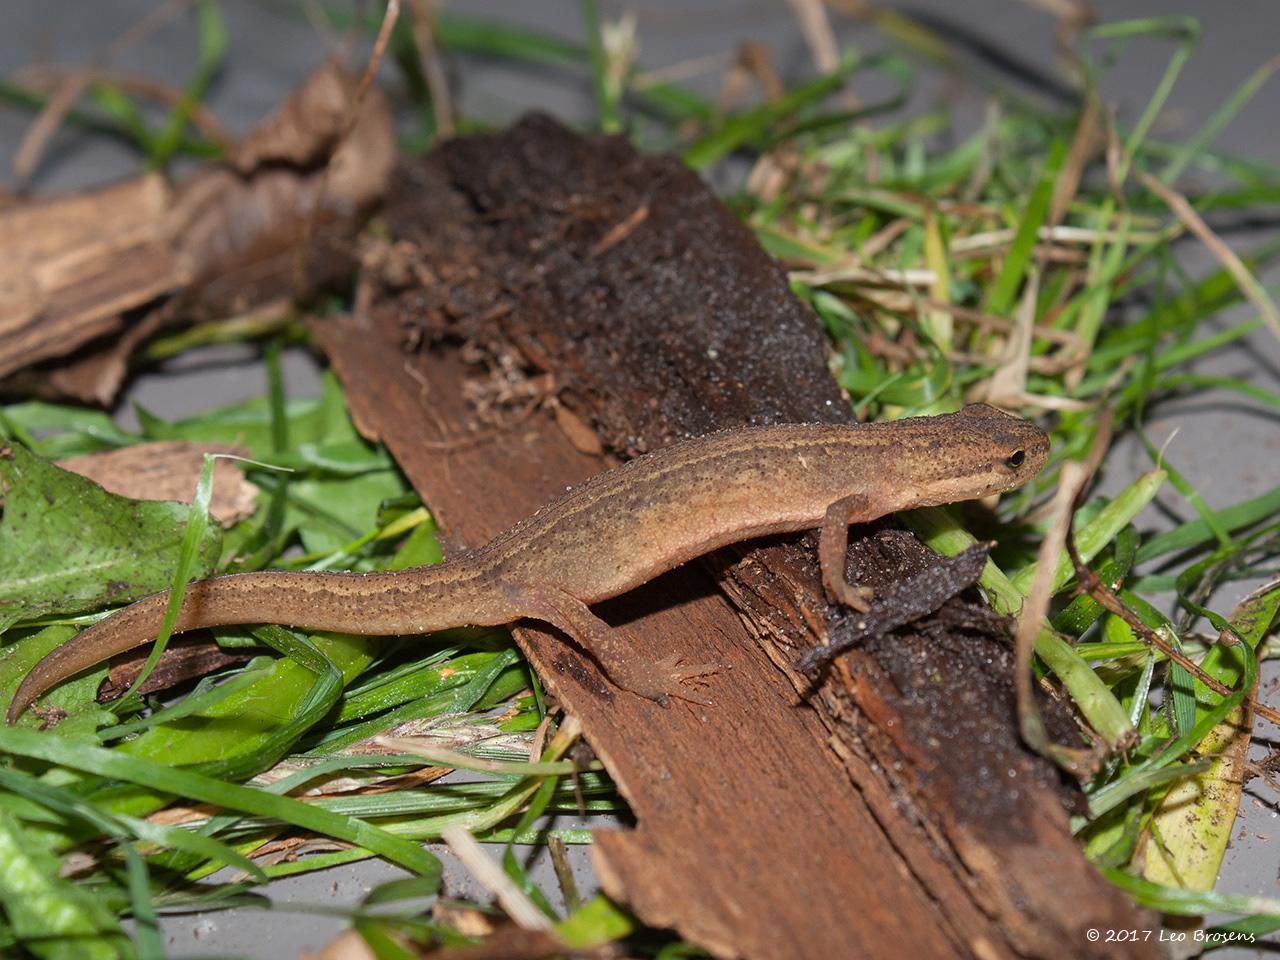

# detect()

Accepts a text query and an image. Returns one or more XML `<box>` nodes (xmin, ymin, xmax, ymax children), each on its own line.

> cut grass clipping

<box><xmin>1</xmin><ymin>3</ymin><xmax>1279</xmax><ymax>956</ymax></box>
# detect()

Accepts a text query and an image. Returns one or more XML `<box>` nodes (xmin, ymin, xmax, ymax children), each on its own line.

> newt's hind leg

<box><xmin>819</xmin><ymin>494</ymin><xmax>876</xmax><ymax>613</ymax></box>
<box><xmin>510</xmin><ymin>585</ymin><xmax>715</xmax><ymax>706</ymax></box>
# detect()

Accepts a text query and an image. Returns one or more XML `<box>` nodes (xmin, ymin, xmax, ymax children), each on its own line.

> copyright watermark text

<box><xmin>1086</xmin><ymin>928</ymin><xmax>1257</xmax><ymax>945</ymax></box>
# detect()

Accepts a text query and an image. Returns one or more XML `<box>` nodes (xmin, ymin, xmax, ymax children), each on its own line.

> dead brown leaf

<box><xmin>57</xmin><ymin>440</ymin><xmax>257</xmax><ymax>526</ymax></box>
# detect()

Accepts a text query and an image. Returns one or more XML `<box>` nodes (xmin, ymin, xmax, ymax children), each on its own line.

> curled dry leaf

<box><xmin>231</xmin><ymin>59</ymin><xmax>363</xmax><ymax>172</ymax></box>
<box><xmin>57</xmin><ymin>440</ymin><xmax>258</xmax><ymax>526</ymax></box>
<box><xmin>166</xmin><ymin>61</ymin><xmax>396</xmax><ymax>320</ymax></box>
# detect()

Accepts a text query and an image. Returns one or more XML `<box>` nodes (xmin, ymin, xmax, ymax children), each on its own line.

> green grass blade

<box><xmin>96</xmin><ymin>660</ymin><xmax>275</xmax><ymax>742</ymax></box>
<box><xmin>1104</xmin><ymin>866</ymin><xmax>1280</xmax><ymax>920</ymax></box>
<box><xmin>984</xmin><ymin>139</ymin><xmax>1064</xmax><ymax>317</ymax></box>
<box><xmin>1085</xmin><ymin>17</ymin><xmax>1200</xmax><ymax>185</ymax></box>
<box><xmin>1160</xmin><ymin>56</ymin><xmax>1280</xmax><ymax>184</ymax></box>
<box><xmin>149</xmin><ymin>0</ymin><xmax>228</xmax><ymax>166</ymax></box>
<box><xmin>114</xmin><ymin>453</ymin><xmax>218</xmax><ymax>709</ymax></box>
<box><xmin>1008</xmin><ymin>470</ymin><xmax>1168</xmax><ymax>596</ymax></box>
<box><xmin>0</xmin><ymin>727</ymin><xmax>441</xmax><ymax>878</ymax></box>
<box><xmin>580</xmin><ymin>0</ymin><xmax>620</xmax><ymax>133</ymax></box>
<box><xmin>121</xmin><ymin>845</ymin><xmax>163</xmax><ymax>960</ymax></box>
<box><xmin>1136</xmin><ymin>485</ymin><xmax>1280</xmax><ymax>565</ymax></box>
<box><xmin>682</xmin><ymin>58</ymin><xmax>857</xmax><ymax>170</ymax></box>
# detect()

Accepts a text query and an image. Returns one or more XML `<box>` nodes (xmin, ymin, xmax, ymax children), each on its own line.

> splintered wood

<box><xmin>318</xmin><ymin>116</ymin><xmax>1154</xmax><ymax>960</ymax></box>
<box><xmin>0</xmin><ymin>61</ymin><xmax>395</xmax><ymax>404</ymax></box>
<box><xmin>0</xmin><ymin>175</ymin><xmax>178</xmax><ymax>382</ymax></box>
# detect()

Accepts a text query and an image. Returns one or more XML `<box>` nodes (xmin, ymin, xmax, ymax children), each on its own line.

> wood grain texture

<box><xmin>314</xmin><ymin>115</ymin><xmax>1156</xmax><ymax>959</ymax></box>
<box><xmin>0</xmin><ymin>63</ymin><xmax>395</xmax><ymax>401</ymax></box>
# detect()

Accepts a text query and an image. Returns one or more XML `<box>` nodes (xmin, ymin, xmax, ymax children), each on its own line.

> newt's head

<box><xmin>897</xmin><ymin>403</ymin><xmax>1050</xmax><ymax>507</ymax></box>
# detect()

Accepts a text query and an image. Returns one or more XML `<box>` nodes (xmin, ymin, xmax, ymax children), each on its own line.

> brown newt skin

<box><xmin>7</xmin><ymin>404</ymin><xmax>1048</xmax><ymax>721</ymax></box>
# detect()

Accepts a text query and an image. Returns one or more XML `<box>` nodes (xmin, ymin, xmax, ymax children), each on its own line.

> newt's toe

<box><xmin>626</xmin><ymin>654</ymin><xmax>716</xmax><ymax>706</ymax></box>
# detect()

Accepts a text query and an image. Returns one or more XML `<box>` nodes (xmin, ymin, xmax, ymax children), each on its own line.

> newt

<box><xmin>7</xmin><ymin>403</ymin><xmax>1048</xmax><ymax>721</ymax></box>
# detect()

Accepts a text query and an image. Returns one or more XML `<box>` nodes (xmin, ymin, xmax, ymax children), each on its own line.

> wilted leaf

<box><xmin>1139</xmin><ymin>581</ymin><xmax>1280</xmax><ymax>890</ymax></box>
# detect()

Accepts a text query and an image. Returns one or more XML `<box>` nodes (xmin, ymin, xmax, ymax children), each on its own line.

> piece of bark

<box><xmin>40</xmin><ymin>306</ymin><xmax>166</xmax><ymax>406</ymax></box>
<box><xmin>0</xmin><ymin>61</ymin><xmax>394</xmax><ymax>398</ymax></box>
<box><xmin>96</xmin><ymin>637</ymin><xmax>253</xmax><ymax>702</ymax></box>
<box><xmin>57</xmin><ymin>441</ymin><xmax>257</xmax><ymax>526</ymax></box>
<box><xmin>322</xmin><ymin>326</ymin><xmax>932</xmax><ymax>957</ymax></box>
<box><xmin>714</xmin><ymin>528</ymin><xmax>1111</xmax><ymax>958</ymax></box>
<box><xmin>0</xmin><ymin>174</ymin><xmax>179</xmax><ymax>381</ymax></box>
<box><xmin>315</xmin><ymin>115</ymin><xmax>1155</xmax><ymax>959</ymax></box>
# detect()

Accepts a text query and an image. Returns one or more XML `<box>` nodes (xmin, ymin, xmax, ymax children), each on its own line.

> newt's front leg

<box><xmin>818</xmin><ymin>494</ymin><xmax>876</xmax><ymax>613</ymax></box>
<box><xmin>510</xmin><ymin>584</ymin><xmax>715</xmax><ymax>706</ymax></box>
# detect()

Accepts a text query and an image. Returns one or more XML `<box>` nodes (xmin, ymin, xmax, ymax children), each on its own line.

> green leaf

<box><xmin>285</xmin><ymin>469</ymin><xmax>408</xmax><ymax>556</ymax></box>
<box><xmin>0</xmin><ymin>444</ymin><xmax>221</xmax><ymax>632</ymax></box>
<box><xmin>984</xmin><ymin>139</ymin><xmax>1064</xmax><ymax>317</ymax></box>
<box><xmin>0</xmin><ymin>809</ymin><xmax>130</xmax><ymax>960</ymax></box>
<box><xmin>556</xmin><ymin>895</ymin><xmax>636</xmax><ymax>948</ymax></box>
<box><xmin>0</xmin><ymin>626</ymin><xmax>114</xmax><ymax>739</ymax></box>
<box><xmin>0</xmin><ymin>727</ymin><xmax>441</xmax><ymax>879</ymax></box>
<box><xmin>116</xmin><ymin>453</ymin><xmax>219</xmax><ymax>707</ymax></box>
<box><xmin>0</xmin><ymin>403</ymin><xmax>134</xmax><ymax>458</ymax></box>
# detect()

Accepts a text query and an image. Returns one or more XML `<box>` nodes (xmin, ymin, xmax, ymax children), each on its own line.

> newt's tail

<box><xmin>6</xmin><ymin>568</ymin><xmax>455</xmax><ymax>724</ymax></box>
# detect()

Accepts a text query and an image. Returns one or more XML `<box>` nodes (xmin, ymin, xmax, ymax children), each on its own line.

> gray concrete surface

<box><xmin>1</xmin><ymin>1</ymin><xmax>1277</xmax><ymax>957</ymax></box>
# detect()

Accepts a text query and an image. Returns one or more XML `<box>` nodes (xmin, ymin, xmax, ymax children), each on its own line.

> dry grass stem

<box><xmin>13</xmin><ymin>65</ymin><xmax>235</xmax><ymax>150</ymax></box>
<box><xmin>406</xmin><ymin>0</ymin><xmax>454</xmax><ymax>139</ymax></box>
<box><xmin>441</xmin><ymin>826</ymin><xmax>556</xmax><ymax>932</ymax></box>
<box><xmin>719</xmin><ymin>42</ymin><xmax>784</xmax><ymax>111</ymax></box>
<box><xmin>1051</xmin><ymin>90</ymin><xmax>1101</xmax><ymax>225</ymax></box>
<box><xmin>785</xmin><ymin>0</ymin><xmax>841</xmax><ymax>76</ymax></box>
<box><xmin>983</xmin><ymin>266</ymin><xmax>1037</xmax><ymax>404</ymax></box>
<box><xmin>1015</xmin><ymin>412</ymin><xmax>1113</xmax><ymax>770</ymax></box>
<box><xmin>1138</xmin><ymin>168</ymin><xmax>1280</xmax><ymax>343</ymax></box>
<box><xmin>631</xmin><ymin>50</ymin><xmax>734</xmax><ymax>89</ymax></box>
<box><xmin>949</xmin><ymin>223</ymin><xmax>1161</xmax><ymax>254</ymax></box>
<box><xmin>11</xmin><ymin>0</ymin><xmax>195</xmax><ymax>185</ymax></box>
<box><xmin>293</xmin><ymin>0</ymin><xmax>400</xmax><ymax>291</ymax></box>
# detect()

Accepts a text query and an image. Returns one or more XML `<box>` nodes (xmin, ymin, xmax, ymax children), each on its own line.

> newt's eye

<box><xmin>1006</xmin><ymin>449</ymin><xmax>1026</xmax><ymax>468</ymax></box>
